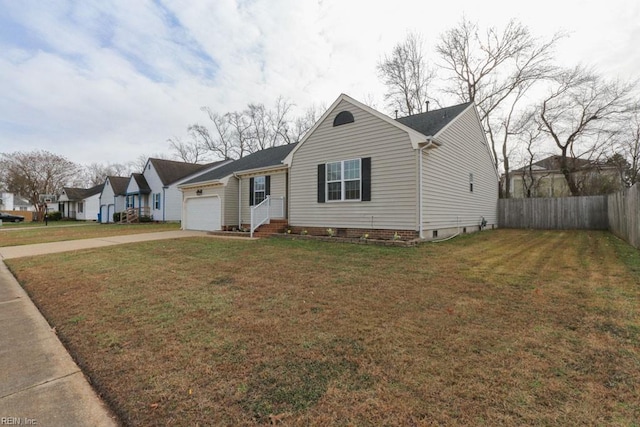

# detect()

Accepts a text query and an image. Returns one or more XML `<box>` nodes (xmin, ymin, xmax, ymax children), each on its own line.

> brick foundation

<box><xmin>287</xmin><ymin>226</ymin><xmax>418</xmax><ymax>241</ymax></box>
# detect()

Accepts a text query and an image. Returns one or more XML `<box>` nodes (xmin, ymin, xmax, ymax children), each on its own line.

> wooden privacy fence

<box><xmin>498</xmin><ymin>196</ymin><xmax>609</xmax><ymax>230</ymax></box>
<box><xmin>608</xmin><ymin>184</ymin><xmax>640</xmax><ymax>249</ymax></box>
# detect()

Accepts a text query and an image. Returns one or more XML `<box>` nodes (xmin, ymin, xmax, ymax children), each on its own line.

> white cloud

<box><xmin>0</xmin><ymin>0</ymin><xmax>638</xmax><ymax>166</ymax></box>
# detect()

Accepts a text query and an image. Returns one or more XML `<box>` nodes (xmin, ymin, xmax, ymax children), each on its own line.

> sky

<box><xmin>1</xmin><ymin>0</ymin><xmax>639</xmax><ymax>166</ymax></box>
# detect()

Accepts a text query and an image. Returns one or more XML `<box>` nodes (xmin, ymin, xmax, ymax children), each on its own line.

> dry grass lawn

<box><xmin>6</xmin><ymin>230</ymin><xmax>640</xmax><ymax>426</ymax></box>
<box><xmin>0</xmin><ymin>222</ymin><xmax>180</xmax><ymax>247</ymax></box>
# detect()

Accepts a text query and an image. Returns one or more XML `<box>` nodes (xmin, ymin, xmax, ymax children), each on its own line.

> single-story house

<box><xmin>179</xmin><ymin>94</ymin><xmax>498</xmax><ymax>240</ymax></box>
<box><xmin>123</xmin><ymin>158</ymin><xmax>229</xmax><ymax>222</ymax></box>
<box><xmin>179</xmin><ymin>144</ymin><xmax>296</xmax><ymax>232</ymax></box>
<box><xmin>507</xmin><ymin>155</ymin><xmax>622</xmax><ymax>198</ymax></box>
<box><xmin>98</xmin><ymin>176</ymin><xmax>129</xmax><ymax>223</ymax></box>
<box><xmin>58</xmin><ymin>184</ymin><xmax>103</xmax><ymax>221</ymax></box>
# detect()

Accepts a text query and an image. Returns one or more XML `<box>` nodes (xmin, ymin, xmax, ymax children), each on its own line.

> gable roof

<box><xmin>61</xmin><ymin>184</ymin><xmax>104</xmax><ymax>201</ymax></box>
<box><xmin>131</xmin><ymin>173</ymin><xmax>151</xmax><ymax>193</ymax></box>
<box><xmin>511</xmin><ymin>155</ymin><xmax>607</xmax><ymax>173</ymax></box>
<box><xmin>148</xmin><ymin>158</ymin><xmax>223</xmax><ymax>186</ymax></box>
<box><xmin>396</xmin><ymin>102</ymin><xmax>472</xmax><ymax>137</ymax></box>
<box><xmin>284</xmin><ymin>94</ymin><xmax>464</xmax><ymax>165</ymax></box>
<box><xmin>181</xmin><ymin>143</ymin><xmax>298</xmax><ymax>186</ymax></box>
<box><xmin>106</xmin><ymin>176</ymin><xmax>130</xmax><ymax>196</ymax></box>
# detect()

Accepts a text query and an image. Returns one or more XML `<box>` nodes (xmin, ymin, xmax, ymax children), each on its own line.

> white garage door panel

<box><xmin>185</xmin><ymin>196</ymin><xmax>221</xmax><ymax>231</ymax></box>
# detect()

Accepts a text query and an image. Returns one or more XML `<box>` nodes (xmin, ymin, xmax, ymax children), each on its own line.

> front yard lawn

<box><xmin>6</xmin><ymin>230</ymin><xmax>640</xmax><ymax>425</ymax></box>
<box><xmin>0</xmin><ymin>222</ymin><xmax>180</xmax><ymax>247</ymax></box>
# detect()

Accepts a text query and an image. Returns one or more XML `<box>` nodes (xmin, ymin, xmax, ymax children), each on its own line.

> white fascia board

<box><xmin>234</xmin><ymin>165</ymin><xmax>289</xmax><ymax>177</ymax></box>
<box><xmin>178</xmin><ymin>179</ymin><xmax>224</xmax><ymax>190</ymax></box>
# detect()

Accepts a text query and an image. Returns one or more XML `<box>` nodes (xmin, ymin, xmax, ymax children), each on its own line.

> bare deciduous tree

<box><xmin>615</xmin><ymin>101</ymin><xmax>640</xmax><ymax>186</ymax></box>
<box><xmin>538</xmin><ymin>66</ymin><xmax>635</xmax><ymax>195</ymax></box>
<box><xmin>83</xmin><ymin>162</ymin><xmax>136</xmax><ymax>187</ymax></box>
<box><xmin>0</xmin><ymin>150</ymin><xmax>80</xmax><ymax>220</ymax></box>
<box><xmin>377</xmin><ymin>32</ymin><xmax>437</xmax><ymax>116</ymax></box>
<box><xmin>436</xmin><ymin>17</ymin><xmax>563</xmax><ymax>197</ymax></box>
<box><xmin>168</xmin><ymin>135</ymin><xmax>208</xmax><ymax>164</ymax></box>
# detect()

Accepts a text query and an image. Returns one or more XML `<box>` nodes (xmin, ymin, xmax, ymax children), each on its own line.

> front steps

<box><xmin>207</xmin><ymin>219</ymin><xmax>288</xmax><ymax>239</ymax></box>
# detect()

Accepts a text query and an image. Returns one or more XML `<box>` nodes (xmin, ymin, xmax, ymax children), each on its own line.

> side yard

<box><xmin>0</xmin><ymin>222</ymin><xmax>180</xmax><ymax>247</ymax></box>
<box><xmin>5</xmin><ymin>230</ymin><xmax>640</xmax><ymax>425</ymax></box>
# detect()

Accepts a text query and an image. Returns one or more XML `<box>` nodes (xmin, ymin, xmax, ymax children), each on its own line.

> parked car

<box><xmin>0</xmin><ymin>212</ymin><xmax>25</xmax><ymax>222</ymax></box>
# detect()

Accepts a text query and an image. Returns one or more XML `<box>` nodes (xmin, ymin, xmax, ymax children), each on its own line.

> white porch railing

<box><xmin>250</xmin><ymin>196</ymin><xmax>286</xmax><ymax>238</ymax></box>
<box><xmin>250</xmin><ymin>196</ymin><xmax>271</xmax><ymax>238</ymax></box>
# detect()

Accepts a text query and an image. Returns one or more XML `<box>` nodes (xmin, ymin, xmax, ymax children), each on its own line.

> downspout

<box><xmin>418</xmin><ymin>138</ymin><xmax>435</xmax><ymax>239</ymax></box>
<box><xmin>233</xmin><ymin>172</ymin><xmax>241</xmax><ymax>229</ymax></box>
<box><xmin>162</xmin><ymin>186</ymin><xmax>167</xmax><ymax>222</ymax></box>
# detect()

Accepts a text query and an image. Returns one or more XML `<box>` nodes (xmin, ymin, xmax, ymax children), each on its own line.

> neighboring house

<box><xmin>179</xmin><ymin>94</ymin><xmax>499</xmax><ymax>240</ymax></box>
<box><xmin>124</xmin><ymin>158</ymin><xmax>228</xmax><ymax>222</ymax></box>
<box><xmin>179</xmin><ymin>144</ymin><xmax>296</xmax><ymax>232</ymax></box>
<box><xmin>13</xmin><ymin>195</ymin><xmax>34</xmax><ymax>211</ymax></box>
<box><xmin>98</xmin><ymin>176</ymin><xmax>130</xmax><ymax>223</ymax></box>
<box><xmin>508</xmin><ymin>155</ymin><xmax>622</xmax><ymax>198</ymax></box>
<box><xmin>1</xmin><ymin>191</ymin><xmax>14</xmax><ymax>211</ymax></box>
<box><xmin>58</xmin><ymin>184</ymin><xmax>103</xmax><ymax>220</ymax></box>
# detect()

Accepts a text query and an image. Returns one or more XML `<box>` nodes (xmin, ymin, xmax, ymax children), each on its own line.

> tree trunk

<box><xmin>559</xmin><ymin>151</ymin><xmax>580</xmax><ymax>196</ymax></box>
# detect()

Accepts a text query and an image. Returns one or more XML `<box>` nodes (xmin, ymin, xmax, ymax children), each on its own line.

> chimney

<box><xmin>426</xmin><ymin>101</ymin><xmax>430</xmax><ymax>112</ymax></box>
<box><xmin>395</xmin><ymin>110</ymin><xmax>398</xmax><ymax>119</ymax></box>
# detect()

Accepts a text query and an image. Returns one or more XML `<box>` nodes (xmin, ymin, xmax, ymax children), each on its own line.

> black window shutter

<box><xmin>362</xmin><ymin>157</ymin><xmax>371</xmax><ymax>201</ymax></box>
<box><xmin>249</xmin><ymin>177</ymin><xmax>255</xmax><ymax>206</ymax></box>
<box><xmin>265</xmin><ymin>175</ymin><xmax>271</xmax><ymax>196</ymax></box>
<box><xmin>317</xmin><ymin>164</ymin><xmax>325</xmax><ymax>203</ymax></box>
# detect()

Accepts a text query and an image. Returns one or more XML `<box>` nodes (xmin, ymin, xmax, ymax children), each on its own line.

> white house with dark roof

<box><xmin>99</xmin><ymin>176</ymin><xmax>129</xmax><ymax>223</ymax></box>
<box><xmin>178</xmin><ymin>93</ymin><xmax>498</xmax><ymax>240</ymax></box>
<box><xmin>58</xmin><ymin>184</ymin><xmax>103</xmax><ymax>221</ymax></box>
<box><xmin>122</xmin><ymin>158</ymin><xmax>229</xmax><ymax>222</ymax></box>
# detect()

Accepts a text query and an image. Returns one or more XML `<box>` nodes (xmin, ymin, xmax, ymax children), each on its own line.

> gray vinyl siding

<box><xmin>224</xmin><ymin>177</ymin><xmax>239</xmax><ymax>227</ymax></box>
<box><xmin>240</xmin><ymin>171</ymin><xmax>287</xmax><ymax>225</ymax></box>
<box><xmin>289</xmin><ymin>100</ymin><xmax>418</xmax><ymax>230</ymax></box>
<box><xmin>422</xmin><ymin>106</ymin><xmax>498</xmax><ymax>231</ymax></box>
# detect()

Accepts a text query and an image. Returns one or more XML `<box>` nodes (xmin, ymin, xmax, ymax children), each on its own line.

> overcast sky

<box><xmin>1</xmin><ymin>0</ymin><xmax>638</xmax><ymax>166</ymax></box>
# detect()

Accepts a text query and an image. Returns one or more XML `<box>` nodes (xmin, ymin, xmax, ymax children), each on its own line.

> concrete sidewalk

<box><xmin>0</xmin><ymin>230</ymin><xmax>253</xmax><ymax>425</ymax></box>
<box><xmin>0</xmin><ymin>261</ymin><xmax>119</xmax><ymax>426</ymax></box>
<box><xmin>0</xmin><ymin>230</ymin><xmax>217</xmax><ymax>260</ymax></box>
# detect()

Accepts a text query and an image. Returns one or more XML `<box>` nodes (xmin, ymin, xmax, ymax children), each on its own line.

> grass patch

<box><xmin>6</xmin><ymin>230</ymin><xmax>640</xmax><ymax>425</ymax></box>
<box><xmin>0</xmin><ymin>222</ymin><xmax>180</xmax><ymax>246</ymax></box>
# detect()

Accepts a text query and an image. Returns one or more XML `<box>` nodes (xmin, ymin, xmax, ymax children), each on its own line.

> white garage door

<box><xmin>185</xmin><ymin>196</ymin><xmax>221</xmax><ymax>231</ymax></box>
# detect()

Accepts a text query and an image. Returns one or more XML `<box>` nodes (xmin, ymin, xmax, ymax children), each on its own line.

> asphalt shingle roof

<box><xmin>62</xmin><ymin>183</ymin><xmax>104</xmax><ymax>201</ymax></box>
<box><xmin>396</xmin><ymin>102</ymin><xmax>472</xmax><ymax>137</ymax></box>
<box><xmin>149</xmin><ymin>158</ymin><xmax>225</xmax><ymax>186</ymax></box>
<box><xmin>183</xmin><ymin>143</ymin><xmax>298</xmax><ymax>186</ymax></box>
<box><xmin>131</xmin><ymin>173</ymin><xmax>151</xmax><ymax>193</ymax></box>
<box><xmin>106</xmin><ymin>176</ymin><xmax>130</xmax><ymax>196</ymax></box>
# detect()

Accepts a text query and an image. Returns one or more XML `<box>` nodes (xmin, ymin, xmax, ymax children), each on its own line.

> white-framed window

<box><xmin>126</xmin><ymin>195</ymin><xmax>134</xmax><ymax>208</ymax></box>
<box><xmin>469</xmin><ymin>173</ymin><xmax>474</xmax><ymax>193</ymax></box>
<box><xmin>78</xmin><ymin>202</ymin><xmax>84</xmax><ymax>213</ymax></box>
<box><xmin>326</xmin><ymin>159</ymin><xmax>361</xmax><ymax>201</ymax></box>
<box><xmin>254</xmin><ymin>176</ymin><xmax>266</xmax><ymax>205</ymax></box>
<box><xmin>153</xmin><ymin>193</ymin><xmax>161</xmax><ymax>210</ymax></box>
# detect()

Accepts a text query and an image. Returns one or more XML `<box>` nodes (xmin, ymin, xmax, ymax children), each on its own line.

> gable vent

<box><xmin>333</xmin><ymin>111</ymin><xmax>354</xmax><ymax>127</ymax></box>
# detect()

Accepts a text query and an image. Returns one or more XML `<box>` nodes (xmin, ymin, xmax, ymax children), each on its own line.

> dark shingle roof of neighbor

<box><xmin>131</xmin><ymin>173</ymin><xmax>151</xmax><ymax>193</ymax></box>
<box><xmin>106</xmin><ymin>176</ymin><xmax>130</xmax><ymax>196</ymax></box>
<box><xmin>396</xmin><ymin>102</ymin><xmax>472</xmax><ymax>137</ymax></box>
<box><xmin>511</xmin><ymin>155</ymin><xmax>604</xmax><ymax>173</ymax></box>
<box><xmin>62</xmin><ymin>184</ymin><xmax>104</xmax><ymax>201</ymax></box>
<box><xmin>149</xmin><ymin>158</ymin><xmax>226</xmax><ymax>186</ymax></box>
<box><xmin>183</xmin><ymin>143</ymin><xmax>298</xmax><ymax>185</ymax></box>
